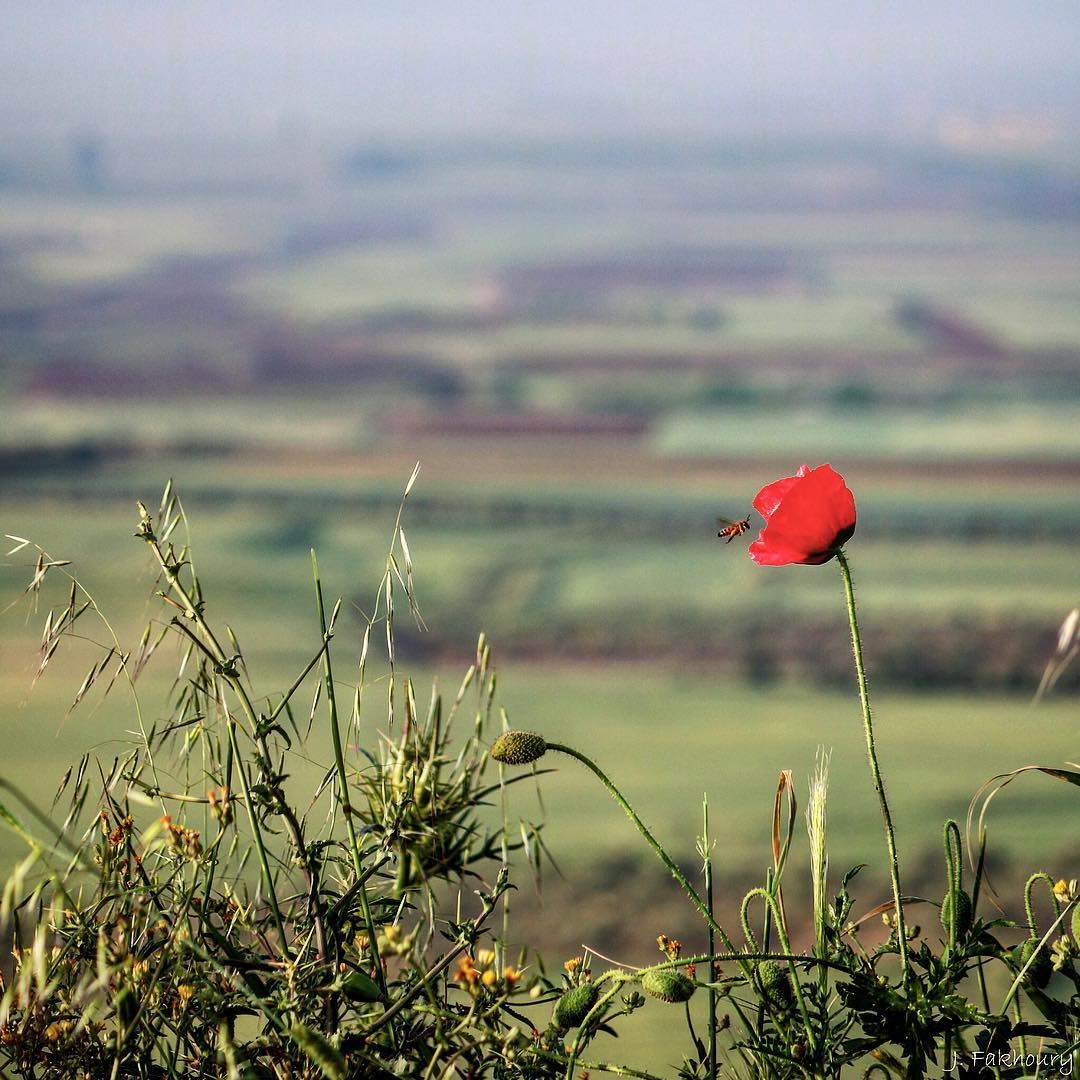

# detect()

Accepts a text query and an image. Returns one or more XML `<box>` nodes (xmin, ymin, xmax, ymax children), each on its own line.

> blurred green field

<box><xmin>652</xmin><ymin>403</ymin><xmax>1080</xmax><ymax>461</ymax></box>
<box><xmin>3</xmin><ymin>592</ymin><xmax>1076</xmax><ymax>882</ymax></box>
<box><xmin>2</xmin><ymin>491</ymin><xmax>1075</xmax><ymax>883</ymax></box>
<box><xmin>3</xmin><ymin>457</ymin><xmax>1076</xmax><ymax>748</ymax></box>
<box><xmin>8</xmin><ymin>183</ymin><xmax>1080</xmax><ymax>351</ymax></box>
<box><xmin>3</xmin><ymin>479</ymin><xmax>1076</xmax><ymax>674</ymax></box>
<box><xmin>7</xmin><ymin>396</ymin><xmax>1080</xmax><ymax>461</ymax></box>
<box><xmin>2</xmin><ymin>194</ymin><xmax>282</xmax><ymax>286</ymax></box>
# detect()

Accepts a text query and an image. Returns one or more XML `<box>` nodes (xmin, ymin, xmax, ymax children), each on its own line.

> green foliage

<box><xmin>0</xmin><ymin>487</ymin><xmax>563</xmax><ymax>1078</ymax></box>
<box><xmin>2</xmin><ymin>486</ymin><xmax>1080</xmax><ymax>1078</ymax></box>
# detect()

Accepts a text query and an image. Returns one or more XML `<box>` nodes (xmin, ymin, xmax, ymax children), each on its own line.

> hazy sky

<box><xmin>4</xmin><ymin>2</ymin><xmax>1080</xmax><ymax>141</ymax></box>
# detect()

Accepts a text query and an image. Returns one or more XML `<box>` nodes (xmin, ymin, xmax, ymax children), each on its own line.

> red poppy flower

<box><xmin>748</xmin><ymin>464</ymin><xmax>856</xmax><ymax>566</ymax></box>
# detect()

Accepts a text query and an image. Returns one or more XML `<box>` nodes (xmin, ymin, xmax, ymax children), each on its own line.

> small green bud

<box><xmin>640</xmin><ymin>968</ymin><xmax>696</xmax><ymax>1003</ymax></box>
<box><xmin>553</xmin><ymin>982</ymin><xmax>599</xmax><ymax>1029</ymax></box>
<box><xmin>755</xmin><ymin>961</ymin><xmax>793</xmax><ymax>1011</ymax></box>
<box><xmin>1015</xmin><ymin>938</ymin><xmax>1053</xmax><ymax>989</ymax></box>
<box><xmin>339</xmin><ymin>969</ymin><xmax>386</xmax><ymax>1003</ymax></box>
<box><xmin>941</xmin><ymin>889</ymin><xmax>973</xmax><ymax>940</ymax></box>
<box><xmin>491</xmin><ymin>731</ymin><xmax>547</xmax><ymax>765</ymax></box>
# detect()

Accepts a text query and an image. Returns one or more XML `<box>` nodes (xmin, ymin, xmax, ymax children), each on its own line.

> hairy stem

<box><xmin>546</xmin><ymin>742</ymin><xmax>741</xmax><ymax>961</ymax></box>
<box><xmin>836</xmin><ymin>550</ymin><xmax>908</xmax><ymax>982</ymax></box>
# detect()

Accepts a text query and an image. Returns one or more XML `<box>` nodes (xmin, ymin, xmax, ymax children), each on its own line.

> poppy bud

<box><xmin>1015</xmin><ymin>938</ymin><xmax>1053</xmax><ymax>989</ymax></box>
<box><xmin>940</xmin><ymin>889</ymin><xmax>973</xmax><ymax>940</ymax></box>
<box><xmin>755</xmin><ymin>961</ymin><xmax>793</xmax><ymax>1011</ymax></box>
<box><xmin>641</xmin><ymin>969</ymin><xmax>696</xmax><ymax>1003</ymax></box>
<box><xmin>491</xmin><ymin>731</ymin><xmax>547</xmax><ymax>765</ymax></box>
<box><xmin>553</xmin><ymin>982</ymin><xmax>599</xmax><ymax>1029</ymax></box>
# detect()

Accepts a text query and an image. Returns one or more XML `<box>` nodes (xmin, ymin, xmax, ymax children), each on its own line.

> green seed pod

<box><xmin>340</xmin><ymin>969</ymin><xmax>386</xmax><ymax>1003</ymax></box>
<box><xmin>940</xmin><ymin>889</ymin><xmax>973</xmax><ymax>940</ymax></box>
<box><xmin>641</xmin><ymin>968</ymin><xmax>696</xmax><ymax>1003</ymax></box>
<box><xmin>1015</xmin><ymin>937</ymin><xmax>1053</xmax><ymax>989</ymax></box>
<box><xmin>553</xmin><ymin>982</ymin><xmax>599</xmax><ymax>1029</ymax></box>
<box><xmin>1071</xmin><ymin>904</ymin><xmax>1080</xmax><ymax>947</ymax></box>
<box><xmin>755</xmin><ymin>961</ymin><xmax>793</xmax><ymax>1011</ymax></box>
<box><xmin>491</xmin><ymin>731</ymin><xmax>547</xmax><ymax>765</ymax></box>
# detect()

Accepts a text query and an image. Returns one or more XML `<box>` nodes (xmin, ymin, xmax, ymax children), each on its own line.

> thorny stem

<box><xmin>565</xmin><ymin>975</ymin><xmax>634</xmax><ymax>1080</ymax></box>
<box><xmin>836</xmin><ymin>550</ymin><xmax>909</xmax><ymax>982</ymax></box>
<box><xmin>546</xmin><ymin>743</ymin><xmax>766</xmax><ymax>1052</ymax></box>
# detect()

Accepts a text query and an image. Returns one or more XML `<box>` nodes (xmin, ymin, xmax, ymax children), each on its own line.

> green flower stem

<box><xmin>545</xmin><ymin>742</ymin><xmax>741</xmax><ymax>960</ymax></box>
<box><xmin>662</xmin><ymin>950</ymin><xmax>850</xmax><ymax>974</ymax></box>
<box><xmin>1024</xmin><ymin>872</ymin><xmax>1060</xmax><ymax>934</ymax></box>
<box><xmin>702</xmin><ymin>798</ymin><xmax>717</xmax><ymax>1080</ymax></box>
<box><xmin>836</xmin><ymin>550</ymin><xmax>909</xmax><ymax>981</ymax></box>
<box><xmin>540</xmin><ymin>757</ymin><xmax>775</xmax><ymax>1050</ymax></box>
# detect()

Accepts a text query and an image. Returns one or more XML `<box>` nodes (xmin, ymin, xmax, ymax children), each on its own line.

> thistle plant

<box><xmin>0</xmin><ymin>481</ymin><xmax>575</xmax><ymax>1078</ymax></box>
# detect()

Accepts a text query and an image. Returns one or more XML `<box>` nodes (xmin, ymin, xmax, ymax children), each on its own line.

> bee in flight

<box><xmin>717</xmin><ymin>513</ymin><xmax>752</xmax><ymax>544</ymax></box>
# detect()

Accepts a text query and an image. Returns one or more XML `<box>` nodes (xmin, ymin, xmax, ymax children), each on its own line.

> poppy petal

<box><xmin>751</xmin><ymin>464</ymin><xmax>811</xmax><ymax>519</ymax></box>
<box><xmin>747</xmin><ymin>463</ymin><xmax>855</xmax><ymax>566</ymax></box>
<box><xmin>748</xmin><ymin>535</ymin><xmax>818</xmax><ymax>565</ymax></box>
<box><xmin>769</xmin><ymin>471</ymin><xmax>852</xmax><ymax>547</ymax></box>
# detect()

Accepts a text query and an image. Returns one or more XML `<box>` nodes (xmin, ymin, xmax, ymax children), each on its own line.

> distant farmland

<box><xmin>1</xmin><ymin>136</ymin><xmax>1078</xmax><ymax>694</ymax></box>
